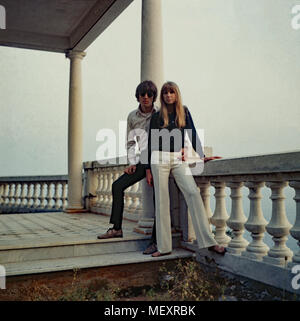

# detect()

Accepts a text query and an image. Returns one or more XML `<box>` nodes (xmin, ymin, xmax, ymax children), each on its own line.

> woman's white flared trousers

<box><xmin>151</xmin><ymin>151</ymin><xmax>217</xmax><ymax>254</ymax></box>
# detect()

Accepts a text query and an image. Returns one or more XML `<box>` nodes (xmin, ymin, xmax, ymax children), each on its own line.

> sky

<box><xmin>0</xmin><ymin>0</ymin><xmax>300</xmax><ymax>177</ymax></box>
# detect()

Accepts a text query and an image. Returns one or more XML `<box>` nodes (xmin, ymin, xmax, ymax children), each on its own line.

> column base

<box><xmin>287</xmin><ymin>260</ymin><xmax>300</xmax><ymax>269</ymax></box>
<box><xmin>64</xmin><ymin>208</ymin><xmax>88</xmax><ymax>214</ymax></box>
<box><xmin>133</xmin><ymin>226</ymin><xmax>153</xmax><ymax>235</ymax></box>
<box><xmin>263</xmin><ymin>255</ymin><xmax>292</xmax><ymax>267</ymax></box>
<box><xmin>241</xmin><ymin>250</ymin><xmax>265</xmax><ymax>261</ymax></box>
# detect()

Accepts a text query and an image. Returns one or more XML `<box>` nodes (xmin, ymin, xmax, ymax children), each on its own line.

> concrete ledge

<box><xmin>4</xmin><ymin>248</ymin><xmax>194</xmax><ymax>277</ymax></box>
<box><xmin>199</xmin><ymin>150</ymin><xmax>300</xmax><ymax>177</ymax></box>
<box><xmin>0</xmin><ymin>175</ymin><xmax>68</xmax><ymax>182</ymax></box>
<box><xmin>180</xmin><ymin>241</ymin><xmax>300</xmax><ymax>295</ymax></box>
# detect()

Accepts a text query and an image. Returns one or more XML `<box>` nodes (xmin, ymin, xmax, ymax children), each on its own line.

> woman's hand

<box><xmin>178</xmin><ymin>148</ymin><xmax>187</xmax><ymax>161</ymax></box>
<box><xmin>146</xmin><ymin>169</ymin><xmax>153</xmax><ymax>186</ymax></box>
<box><xmin>204</xmin><ymin>156</ymin><xmax>222</xmax><ymax>163</ymax></box>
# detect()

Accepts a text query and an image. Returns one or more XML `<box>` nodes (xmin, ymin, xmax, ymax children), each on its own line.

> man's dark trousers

<box><xmin>109</xmin><ymin>162</ymin><xmax>156</xmax><ymax>243</ymax></box>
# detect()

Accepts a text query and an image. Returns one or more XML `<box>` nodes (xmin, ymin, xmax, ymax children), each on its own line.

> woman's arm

<box><xmin>185</xmin><ymin>108</ymin><xmax>205</xmax><ymax>158</ymax></box>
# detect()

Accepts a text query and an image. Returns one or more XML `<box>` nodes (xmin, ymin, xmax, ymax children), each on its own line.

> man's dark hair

<box><xmin>135</xmin><ymin>80</ymin><xmax>158</xmax><ymax>102</ymax></box>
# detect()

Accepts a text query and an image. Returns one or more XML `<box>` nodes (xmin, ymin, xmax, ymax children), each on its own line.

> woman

<box><xmin>146</xmin><ymin>81</ymin><xmax>225</xmax><ymax>257</ymax></box>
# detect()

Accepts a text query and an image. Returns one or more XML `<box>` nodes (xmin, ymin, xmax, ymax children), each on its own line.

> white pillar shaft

<box><xmin>141</xmin><ymin>0</ymin><xmax>164</xmax><ymax>89</ymax></box>
<box><xmin>135</xmin><ymin>0</ymin><xmax>163</xmax><ymax>234</ymax></box>
<box><xmin>66</xmin><ymin>50</ymin><xmax>86</xmax><ymax>211</ymax></box>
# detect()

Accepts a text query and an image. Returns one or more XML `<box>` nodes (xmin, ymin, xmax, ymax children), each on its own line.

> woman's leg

<box><xmin>171</xmin><ymin>161</ymin><xmax>218</xmax><ymax>249</ymax></box>
<box><xmin>151</xmin><ymin>161</ymin><xmax>172</xmax><ymax>254</ymax></box>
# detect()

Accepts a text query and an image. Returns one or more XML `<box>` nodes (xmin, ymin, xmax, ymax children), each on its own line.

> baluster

<box><xmin>242</xmin><ymin>182</ymin><xmax>269</xmax><ymax>260</ymax></box>
<box><xmin>135</xmin><ymin>180</ymin><xmax>143</xmax><ymax>216</ymax></box>
<box><xmin>14</xmin><ymin>183</ymin><xmax>21</xmax><ymax>207</ymax></box>
<box><xmin>53</xmin><ymin>182</ymin><xmax>61</xmax><ymax>210</ymax></box>
<box><xmin>198</xmin><ymin>181</ymin><xmax>213</xmax><ymax>222</ymax></box>
<box><xmin>26</xmin><ymin>183</ymin><xmax>34</xmax><ymax>208</ymax></box>
<box><xmin>96</xmin><ymin>169</ymin><xmax>104</xmax><ymax>209</ymax></box>
<box><xmin>32</xmin><ymin>183</ymin><xmax>40</xmax><ymax>209</ymax></box>
<box><xmin>107</xmin><ymin>169</ymin><xmax>114</xmax><ymax>213</ymax></box>
<box><xmin>62</xmin><ymin>182</ymin><xmax>68</xmax><ymax>209</ymax></box>
<box><xmin>288</xmin><ymin>181</ymin><xmax>300</xmax><ymax>266</ymax></box>
<box><xmin>101</xmin><ymin>168</ymin><xmax>109</xmax><ymax>214</ymax></box>
<box><xmin>20</xmin><ymin>182</ymin><xmax>28</xmax><ymax>208</ymax></box>
<box><xmin>226</xmin><ymin>181</ymin><xmax>248</xmax><ymax>255</ymax></box>
<box><xmin>263</xmin><ymin>181</ymin><xmax>293</xmax><ymax>266</ymax></box>
<box><xmin>3</xmin><ymin>183</ymin><xmax>9</xmax><ymax>206</ymax></box>
<box><xmin>128</xmin><ymin>181</ymin><xmax>139</xmax><ymax>214</ymax></box>
<box><xmin>0</xmin><ymin>184</ymin><xmax>4</xmax><ymax>206</ymax></box>
<box><xmin>39</xmin><ymin>182</ymin><xmax>47</xmax><ymax>209</ymax></box>
<box><xmin>210</xmin><ymin>181</ymin><xmax>231</xmax><ymax>246</ymax></box>
<box><xmin>124</xmin><ymin>184</ymin><xmax>133</xmax><ymax>215</ymax></box>
<box><xmin>8</xmin><ymin>183</ymin><xmax>15</xmax><ymax>207</ymax></box>
<box><xmin>45</xmin><ymin>182</ymin><xmax>53</xmax><ymax>209</ymax></box>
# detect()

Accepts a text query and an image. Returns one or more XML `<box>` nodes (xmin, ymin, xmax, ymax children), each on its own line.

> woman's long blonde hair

<box><xmin>159</xmin><ymin>81</ymin><xmax>186</xmax><ymax>128</ymax></box>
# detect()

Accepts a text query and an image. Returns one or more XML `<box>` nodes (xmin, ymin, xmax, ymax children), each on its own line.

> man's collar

<box><xmin>136</xmin><ymin>104</ymin><xmax>157</xmax><ymax>116</ymax></box>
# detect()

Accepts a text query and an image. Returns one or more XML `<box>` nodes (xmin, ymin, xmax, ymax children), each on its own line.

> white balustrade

<box><xmin>0</xmin><ymin>176</ymin><xmax>68</xmax><ymax>213</ymax></box>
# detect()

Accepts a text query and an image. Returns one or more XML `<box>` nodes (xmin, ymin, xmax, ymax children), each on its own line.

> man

<box><xmin>97</xmin><ymin>80</ymin><xmax>158</xmax><ymax>255</ymax></box>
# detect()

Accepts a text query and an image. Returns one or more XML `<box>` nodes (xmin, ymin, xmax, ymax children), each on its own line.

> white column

<box><xmin>136</xmin><ymin>179</ymin><xmax>155</xmax><ymax>234</ymax></box>
<box><xmin>141</xmin><ymin>0</ymin><xmax>164</xmax><ymax>90</ymax></box>
<box><xmin>136</xmin><ymin>0</ymin><xmax>164</xmax><ymax>234</ymax></box>
<box><xmin>65</xmin><ymin>50</ymin><xmax>86</xmax><ymax>212</ymax></box>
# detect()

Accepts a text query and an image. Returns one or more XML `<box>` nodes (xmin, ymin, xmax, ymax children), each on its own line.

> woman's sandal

<box><xmin>151</xmin><ymin>251</ymin><xmax>172</xmax><ymax>257</ymax></box>
<box><xmin>208</xmin><ymin>245</ymin><xmax>227</xmax><ymax>255</ymax></box>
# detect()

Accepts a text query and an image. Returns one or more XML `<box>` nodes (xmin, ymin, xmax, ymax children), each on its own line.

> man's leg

<box><xmin>98</xmin><ymin>163</ymin><xmax>146</xmax><ymax>239</ymax></box>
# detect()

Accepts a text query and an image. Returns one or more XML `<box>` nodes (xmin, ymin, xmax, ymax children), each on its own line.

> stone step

<box><xmin>4</xmin><ymin>248</ymin><xmax>195</xmax><ymax>276</ymax></box>
<box><xmin>0</xmin><ymin>233</ymin><xmax>182</xmax><ymax>265</ymax></box>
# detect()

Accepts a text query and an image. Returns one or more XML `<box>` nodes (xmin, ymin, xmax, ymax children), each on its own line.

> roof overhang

<box><xmin>0</xmin><ymin>0</ymin><xmax>134</xmax><ymax>53</ymax></box>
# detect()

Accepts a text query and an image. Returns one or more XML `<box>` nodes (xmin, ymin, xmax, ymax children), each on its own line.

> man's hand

<box><xmin>124</xmin><ymin>165</ymin><xmax>136</xmax><ymax>175</ymax></box>
<box><xmin>146</xmin><ymin>169</ymin><xmax>153</xmax><ymax>186</ymax></box>
<box><xmin>204</xmin><ymin>156</ymin><xmax>222</xmax><ymax>163</ymax></box>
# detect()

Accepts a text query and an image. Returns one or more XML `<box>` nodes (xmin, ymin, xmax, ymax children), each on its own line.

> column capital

<box><xmin>65</xmin><ymin>50</ymin><xmax>86</xmax><ymax>60</ymax></box>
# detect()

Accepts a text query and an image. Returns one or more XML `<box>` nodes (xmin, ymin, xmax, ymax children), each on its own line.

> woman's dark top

<box><xmin>146</xmin><ymin>106</ymin><xmax>205</xmax><ymax>169</ymax></box>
